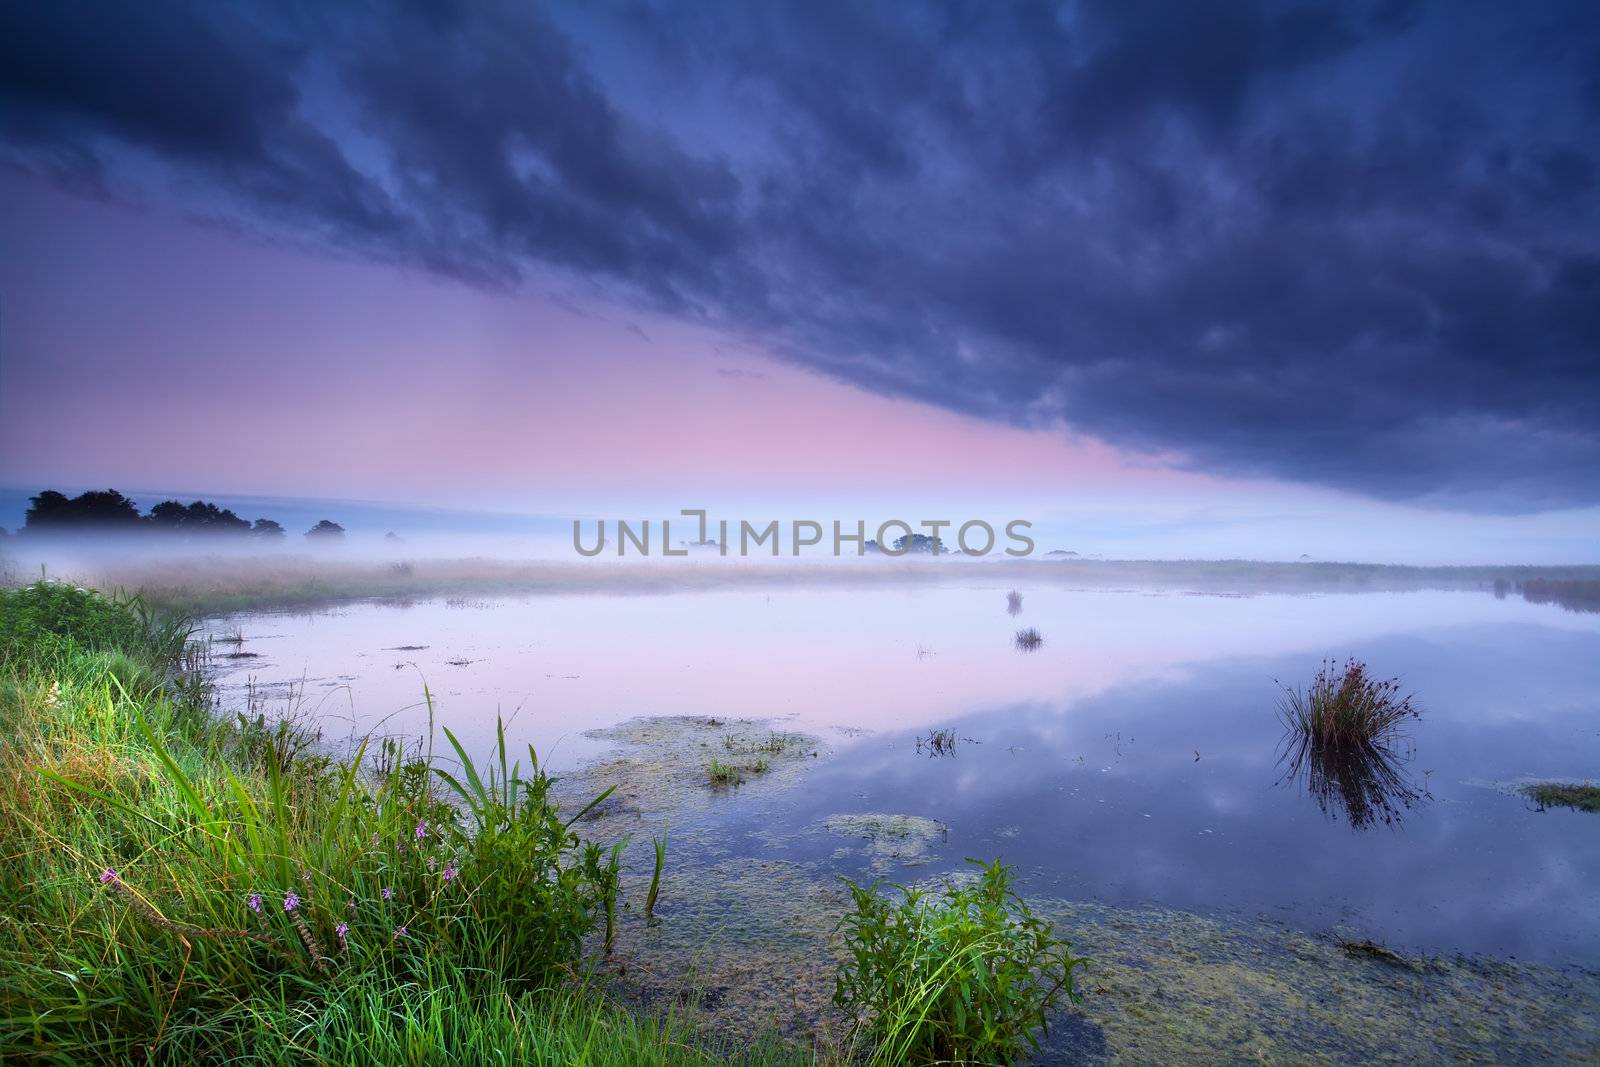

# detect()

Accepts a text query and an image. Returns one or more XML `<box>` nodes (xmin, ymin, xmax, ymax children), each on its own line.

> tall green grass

<box><xmin>0</xmin><ymin>581</ymin><xmax>802</xmax><ymax>1064</ymax></box>
<box><xmin>2</xmin><ymin>579</ymin><xmax>1073</xmax><ymax>1064</ymax></box>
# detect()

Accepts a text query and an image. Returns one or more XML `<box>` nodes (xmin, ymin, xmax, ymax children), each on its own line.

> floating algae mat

<box><xmin>557</xmin><ymin>714</ymin><xmax>1600</xmax><ymax>1064</ymax></box>
<box><xmin>590</xmin><ymin>855</ymin><xmax>1600</xmax><ymax>1063</ymax></box>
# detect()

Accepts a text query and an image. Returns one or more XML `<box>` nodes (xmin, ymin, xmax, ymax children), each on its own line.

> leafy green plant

<box><xmin>434</xmin><ymin>720</ymin><xmax>624</xmax><ymax>982</ymax></box>
<box><xmin>835</xmin><ymin>859</ymin><xmax>1086</xmax><ymax>1065</ymax></box>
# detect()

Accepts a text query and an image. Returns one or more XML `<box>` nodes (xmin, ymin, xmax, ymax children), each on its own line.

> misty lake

<box><xmin>206</xmin><ymin>581</ymin><xmax>1600</xmax><ymax>973</ymax></box>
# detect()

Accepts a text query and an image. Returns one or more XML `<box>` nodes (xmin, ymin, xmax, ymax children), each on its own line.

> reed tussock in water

<box><xmin>1014</xmin><ymin>627</ymin><xmax>1044</xmax><ymax>652</ymax></box>
<box><xmin>1277</xmin><ymin>658</ymin><xmax>1417</xmax><ymax>748</ymax></box>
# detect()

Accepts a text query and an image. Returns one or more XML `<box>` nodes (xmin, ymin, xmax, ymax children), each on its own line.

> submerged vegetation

<box><xmin>1522</xmin><ymin>782</ymin><xmax>1600</xmax><ymax>813</ymax></box>
<box><xmin>835</xmin><ymin>859</ymin><xmax>1086</xmax><ymax>1064</ymax></box>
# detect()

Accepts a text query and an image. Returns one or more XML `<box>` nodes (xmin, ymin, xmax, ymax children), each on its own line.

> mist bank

<box><xmin>5</xmin><ymin>546</ymin><xmax>1597</xmax><ymax>617</ymax></box>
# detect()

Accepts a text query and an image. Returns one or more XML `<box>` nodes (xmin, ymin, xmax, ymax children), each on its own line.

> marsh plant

<box><xmin>1522</xmin><ymin>782</ymin><xmax>1600</xmax><ymax>813</ymax></box>
<box><xmin>1013</xmin><ymin>627</ymin><xmax>1044</xmax><ymax>652</ymax></box>
<box><xmin>1277</xmin><ymin>658</ymin><xmax>1417</xmax><ymax>749</ymax></box>
<box><xmin>0</xmin><ymin>581</ymin><xmax>646</xmax><ymax>1062</ymax></box>
<box><xmin>1276</xmin><ymin>658</ymin><xmax>1425</xmax><ymax>829</ymax></box>
<box><xmin>915</xmin><ymin>727</ymin><xmax>959</xmax><ymax>757</ymax></box>
<box><xmin>835</xmin><ymin>859</ymin><xmax>1086</xmax><ymax>1065</ymax></box>
<box><xmin>723</xmin><ymin>731</ymin><xmax>803</xmax><ymax>755</ymax></box>
<box><xmin>646</xmin><ymin>830</ymin><xmax>667</xmax><ymax>920</ymax></box>
<box><xmin>706</xmin><ymin>758</ymin><xmax>745</xmax><ymax>786</ymax></box>
<box><xmin>1006</xmin><ymin>589</ymin><xmax>1023</xmax><ymax>616</ymax></box>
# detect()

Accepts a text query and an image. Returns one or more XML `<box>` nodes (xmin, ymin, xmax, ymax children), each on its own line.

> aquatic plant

<box><xmin>706</xmin><ymin>755</ymin><xmax>772</xmax><ymax>786</ymax></box>
<box><xmin>706</xmin><ymin>759</ymin><xmax>744</xmax><ymax>786</ymax></box>
<box><xmin>1276</xmin><ymin>659</ymin><xmax>1425</xmax><ymax>828</ymax></box>
<box><xmin>835</xmin><ymin>859</ymin><xmax>1086</xmax><ymax>1064</ymax></box>
<box><xmin>1006</xmin><ymin>589</ymin><xmax>1023</xmax><ymax>615</ymax></box>
<box><xmin>1521</xmin><ymin>781</ymin><xmax>1600</xmax><ymax>813</ymax></box>
<box><xmin>646</xmin><ymin>830</ymin><xmax>667</xmax><ymax>920</ymax></box>
<box><xmin>1277</xmin><ymin>658</ymin><xmax>1417</xmax><ymax>748</ymax></box>
<box><xmin>723</xmin><ymin>731</ymin><xmax>802</xmax><ymax>755</ymax></box>
<box><xmin>1014</xmin><ymin>626</ymin><xmax>1044</xmax><ymax>652</ymax></box>
<box><xmin>914</xmin><ymin>728</ymin><xmax>958</xmax><ymax>757</ymax></box>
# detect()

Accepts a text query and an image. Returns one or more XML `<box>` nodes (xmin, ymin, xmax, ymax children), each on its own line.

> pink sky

<box><xmin>0</xmin><ymin>172</ymin><xmax>1213</xmax><ymax>509</ymax></box>
<box><xmin>4</xmin><ymin>172</ymin><xmax>1598</xmax><ymax>563</ymax></box>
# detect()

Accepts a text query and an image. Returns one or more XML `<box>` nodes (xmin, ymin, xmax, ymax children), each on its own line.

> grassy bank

<box><xmin>0</xmin><ymin>581</ymin><xmax>1088</xmax><ymax>1064</ymax></box>
<box><xmin>0</xmin><ymin>580</ymin><xmax>801</xmax><ymax>1064</ymax></box>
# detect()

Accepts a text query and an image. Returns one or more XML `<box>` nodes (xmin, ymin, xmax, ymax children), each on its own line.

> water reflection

<box><xmin>210</xmin><ymin>586</ymin><xmax>1600</xmax><ymax>965</ymax></box>
<box><xmin>1276</xmin><ymin>728</ymin><xmax>1428</xmax><ymax>829</ymax></box>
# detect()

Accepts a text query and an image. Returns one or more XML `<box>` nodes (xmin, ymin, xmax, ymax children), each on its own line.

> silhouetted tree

<box><xmin>146</xmin><ymin>500</ymin><xmax>189</xmax><ymax>528</ymax></box>
<box><xmin>25</xmin><ymin>489</ymin><xmax>141</xmax><ymax>529</ymax></box>
<box><xmin>892</xmin><ymin>533</ymin><xmax>945</xmax><ymax>555</ymax></box>
<box><xmin>251</xmin><ymin>518</ymin><xmax>286</xmax><ymax>539</ymax></box>
<box><xmin>305</xmin><ymin>519</ymin><xmax>345</xmax><ymax>541</ymax></box>
<box><xmin>145</xmin><ymin>499</ymin><xmax>249</xmax><ymax>533</ymax></box>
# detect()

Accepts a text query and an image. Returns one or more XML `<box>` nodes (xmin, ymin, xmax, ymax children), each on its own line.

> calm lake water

<box><xmin>210</xmin><ymin>583</ymin><xmax>1600</xmax><ymax>968</ymax></box>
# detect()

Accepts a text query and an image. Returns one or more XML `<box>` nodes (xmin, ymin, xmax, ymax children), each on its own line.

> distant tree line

<box><xmin>10</xmin><ymin>489</ymin><xmax>345</xmax><ymax>542</ymax></box>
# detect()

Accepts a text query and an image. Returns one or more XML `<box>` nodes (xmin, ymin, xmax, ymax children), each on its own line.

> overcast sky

<box><xmin>2</xmin><ymin>2</ymin><xmax>1597</xmax><ymax>560</ymax></box>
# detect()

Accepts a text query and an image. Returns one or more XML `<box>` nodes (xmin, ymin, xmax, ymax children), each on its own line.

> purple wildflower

<box><xmin>247</xmin><ymin>893</ymin><xmax>263</xmax><ymax>913</ymax></box>
<box><xmin>392</xmin><ymin>926</ymin><xmax>407</xmax><ymax>941</ymax></box>
<box><xmin>414</xmin><ymin>820</ymin><xmax>427</xmax><ymax>840</ymax></box>
<box><xmin>442</xmin><ymin>865</ymin><xmax>457</xmax><ymax>882</ymax></box>
<box><xmin>381</xmin><ymin>886</ymin><xmax>393</xmax><ymax>900</ymax></box>
<box><xmin>284</xmin><ymin>892</ymin><xmax>300</xmax><ymax>912</ymax></box>
<box><xmin>335</xmin><ymin>922</ymin><xmax>349</xmax><ymax>942</ymax></box>
<box><xmin>99</xmin><ymin>868</ymin><xmax>118</xmax><ymax>884</ymax></box>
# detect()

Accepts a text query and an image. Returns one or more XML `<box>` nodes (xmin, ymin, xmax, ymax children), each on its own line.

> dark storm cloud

<box><xmin>3</xmin><ymin>1</ymin><xmax>1597</xmax><ymax>511</ymax></box>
